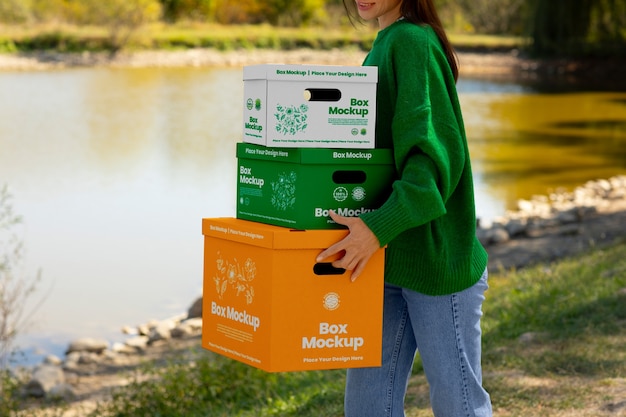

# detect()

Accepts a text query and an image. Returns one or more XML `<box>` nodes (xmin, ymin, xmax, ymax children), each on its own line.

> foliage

<box><xmin>0</xmin><ymin>368</ymin><xmax>23</xmax><ymax>416</ymax></box>
<box><xmin>526</xmin><ymin>0</ymin><xmax>593</xmax><ymax>56</ymax></box>
<box><xmin>455</xmin><ymin>0</ymin><xmax>526</xmax><ymax>35</ymax></box>
<box><xmin>587</xmin><ymin>0</ymin><xmax>626</xmax><ymax>51</ymax></box>
<box><xmin>63</xmin><ymin>0</ymin><xmax>162</xmax><ymax>52</ymax></box>
<box><xmin>0</xmin><ymin>37</ymin><xmax>18</xmax><ymax>52</ymax></box>
<box><xmin>527</xmin><ymin>0</ymin><xmax>626</xmax><ymax>57</ymax></box>
<box><xmin>207</xmin><ymin>0</ymin><xmax>326</xmax><ymax>26</ymax></box>
<box><xmin>160</xmin><ymin>0</ymin><xmax>213</xmax><ymax>22</ymax></box>
<box><xmin>28</xmin><ymin>0</ymin><xmax>66</xmax><ymax>22</ymax></box>
<box><xmin>89</xmin><ymin>351</ymin><xmax>345</xmax><ymax>417</ymax></box>
<box><xmin>0</xmin><ymin>185</ymin><xmax>41</xmax><ymax>370</ymax></box>
<box><xmin>3</xmin><ymin>23</ymin><xmax>379</xmax><ymax>53</ymax></box>
<box><xmin>210</xmin><ymin>0</ymin><xmax>265</xmax><ymax>24</ymax></box>
<box><xmin>259</xmin><ymin>0</ymin><xmax>327</xmax><ymax>27</ymax></box>
<box><xmin>0</xmin><ymin>0</ymin><xmax>31</xmax><ymax>24</ymax></box>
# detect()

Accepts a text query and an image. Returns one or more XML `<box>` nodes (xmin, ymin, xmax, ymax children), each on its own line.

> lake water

<box><xmin>1</xmin><ymin>66</ymin><xmax>625</xmax><ymax>364</ymax></box>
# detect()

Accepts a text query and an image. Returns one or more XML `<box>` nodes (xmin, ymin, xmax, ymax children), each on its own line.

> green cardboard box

<box><xmin>236</xmin><ymin>142</ymin><xmax>395</xmax><ymax>230</ymax></box>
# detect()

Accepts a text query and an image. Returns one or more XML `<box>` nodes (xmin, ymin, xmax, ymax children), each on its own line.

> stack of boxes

<box><xmin>202</xmin><ymin>64</ymin><xmax>394</xmax><ymax>372</ymax></box>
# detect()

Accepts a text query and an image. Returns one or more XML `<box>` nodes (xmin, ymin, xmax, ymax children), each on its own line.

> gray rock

<box><xmin>48</xmin><ymin>383</ymin><xmax>76</xmax><ymax>400</ymax></box>
<box><xmin>124</xmin><ymin>335</ymin><xmax>150</xmax><ymax>351</ymax></box>
<box><xmin>187</xmin><ymin>296</ymin><xmax>203</xmax><ymax>318</ymax></box>
<box><xmin>147</xmin><ymin>320</ymin><xmax>176</xmax><ymax>343</ymax></box>
<box><xmin>171</xmin><ymin>317</ymin><xmax>203</xmax><ymax>338</ymax></box>
<box><xmin>24</xmin><ymin>364</ymin><xmax>65</xmax><ymax>398</ymax></box>
<box><xmin>43</xmin><ymin>354</ymin><xmax>63</xmax><ymax>366</ymax></box>
<box><xmin>66</xmin><ymin>337</ymin><xmax>109</xmax><ymax>354</ymax></box>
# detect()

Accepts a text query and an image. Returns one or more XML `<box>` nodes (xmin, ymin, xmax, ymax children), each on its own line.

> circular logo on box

<box><xmin>352</xmin><ymin>186</ymin><xmax>366</xmax><ymax>201</ymax></box>
<box><xmin>247</xmin><ymin>98</ymin><xmax>262</xmax><ymax>111</ymax></box>
<box><xmin>323</xmin><ymin>292</ymin><xmax>340</xmax><ymax>311</ymax></box>
<box><xmin>333</xmin><ymin>187</ymin><xmax>349</xmax><ymax>202</ymax></box>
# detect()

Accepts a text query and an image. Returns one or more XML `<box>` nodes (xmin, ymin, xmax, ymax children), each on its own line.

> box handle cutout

<box><xmin>333</xmin><ymin>170</ymin><xmax>367</xmax><ymax>184</ymax></box>
<box><xmin>304</xmin><ymin>88</ymin><xmax>342</xmax><ymax>102</ymax></box>
<box><xmin>313</xmin><ymin>262</ymin><xmax>346</xmax><ymax>275</ymax></box>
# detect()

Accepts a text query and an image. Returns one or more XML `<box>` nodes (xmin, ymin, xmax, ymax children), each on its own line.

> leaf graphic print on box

<box><xmin>213</xmin><ymin>251</ymin><xmax>256</xmax><ymax>304</ymax></box>
<box><xmin>271</xmin><ymin>171</ymin><xmax>297</xmax><ymax>211</ymax></box>
<box><xmin>274</xmin><ymin>104</ymin><xmax>308</xmax><ymax>135</ymax></box>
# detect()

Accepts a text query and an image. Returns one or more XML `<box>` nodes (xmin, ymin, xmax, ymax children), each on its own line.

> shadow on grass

<box><xmin>483</xmin><ymin>243</ymin><xmax>626</xmax><ymax>377</ymax></box>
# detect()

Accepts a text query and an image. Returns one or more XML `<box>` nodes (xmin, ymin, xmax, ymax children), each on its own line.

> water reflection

<box><xmin>0</xmin><ymin>68</ymin><xmax>244</xmax><ymax>362</ymax></box>
<box><xmin>0</xmin><ymin>67</ymin><xmax>625</xmax><ymax>363</ymax></box>
<box><xmin>460</xmin><ymin>90</ymin><xmax>626</xmax><ymax>214</ymax></box>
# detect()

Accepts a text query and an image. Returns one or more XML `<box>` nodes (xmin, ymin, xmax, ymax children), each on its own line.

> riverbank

<box><xmin>1</xmin><ymin>47</ymin><xmax>625</xmax><ymax>87</ymax></box>
<box><xmin>12</xmin><ymin>176</ymin><xmax>626</xmax><ymax>416</ymax></box>
<box><xmin>0</xmin><ymin>48</ymin><xmax>518</xmax><ymax>73</ymax></box>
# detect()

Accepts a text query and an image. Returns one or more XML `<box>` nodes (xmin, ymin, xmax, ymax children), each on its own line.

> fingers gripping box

<box><xmin>237</xmin><ymin>142</ymin><xmax>395</xmax><ymax>230</ymax></box>
<box><xmin>243</xmin><ymin>64</ymin><xmax>378</xmax><ymax>148</ymax></box>
<box><xmin>202</xmin><ymin>217</ymin><xmax>384</xmax><ymax>372</ymax></box>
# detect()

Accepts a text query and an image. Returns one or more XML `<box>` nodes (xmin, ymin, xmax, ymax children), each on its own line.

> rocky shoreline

<box><xmin>0</xmin><ymin>48</ymin><xmax>514</xmax><ymax>73</ymax></box>
<box><xmin>3</xmin><ymin>47</ymin><xmax>625</xmax><ymax>91</ymax></box>
<box><xmin>480</xmin><ymin>175</ymin><xmax>626</xmax><ymax>271</ymax></box>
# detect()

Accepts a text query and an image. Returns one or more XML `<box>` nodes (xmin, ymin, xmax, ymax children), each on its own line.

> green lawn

<box><xmin>75</xmin><ymin>241</ymin><xmax>626</xmax><ymax>417</ymax></box>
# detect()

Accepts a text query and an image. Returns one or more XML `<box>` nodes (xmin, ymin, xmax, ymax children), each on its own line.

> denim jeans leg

<box><xmin>344</xmin><ymin>284</ymin><xmax>418</xmax><ymax>417</ymax></box>
<box><xmin>404</xmin><ymin>270</ymin><xmax>492</xmax><ymax>417</ymax></box>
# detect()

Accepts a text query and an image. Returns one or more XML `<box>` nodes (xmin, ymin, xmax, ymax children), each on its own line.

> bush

<box><xmin>90</xmin><ymin>351</ymin><xmax>345</xmax><ymax>417</ymax></box>
<box><xmin>0</xmin><ymin>185</ymin><xmax>41</xmax><ymax>370</ymax></box>
<box><xmin>65</xmin><ymin>0</ymin><xmax>162</xmax><ymax>52</ymax></box>
<box><xmin>160</xmin><ymin>0</ymin><xmax>212</xmax><ymax>22</ymax></box>
<box><xmin>0</xmin><ymin>0</ymin><xmax>30</xmax><ymax>24</ymax></box>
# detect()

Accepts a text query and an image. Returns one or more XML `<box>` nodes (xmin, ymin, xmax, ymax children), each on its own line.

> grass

<box><xmin>61</xmin><ymin>241</ymin><xmax>625</xmax><ymax>417</ymax></box>
<box><xmin>0</xmin><ymin>22</ymin><xmax>523</xmax><ymax>54</ymax></box>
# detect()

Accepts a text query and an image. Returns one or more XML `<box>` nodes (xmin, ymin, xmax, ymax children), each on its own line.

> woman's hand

<box><xmin>316</xmin><ymin>210</ymin><xmax>380</xmax><ymax>282</ymax></box>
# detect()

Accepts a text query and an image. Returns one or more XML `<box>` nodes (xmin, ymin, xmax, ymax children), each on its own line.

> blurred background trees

<box><xmin>0</xmin><ymin>0</ymin><xmax>624</xmax><ymax>59</ymax></box>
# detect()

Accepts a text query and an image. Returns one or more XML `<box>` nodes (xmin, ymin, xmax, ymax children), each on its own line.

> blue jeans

<box><xmin>344</xmin><ymin>270</ymin><xmax>492</xmax><ymax>417</ymax></box>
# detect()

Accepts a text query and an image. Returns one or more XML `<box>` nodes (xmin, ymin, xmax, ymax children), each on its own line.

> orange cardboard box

<box><xmin>202</xmin><ymin>217</ymin><xmax>384</xmax><ymax>372</ymax></box>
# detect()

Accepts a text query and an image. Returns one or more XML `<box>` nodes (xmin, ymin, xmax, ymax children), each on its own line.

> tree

<box><xmin>455</xmin><ymin>0</ymin><xmax>526</xmax><ymax>34</ymax></box>
<box><xmin>0</xmin><ymin>0</ymin><xmax>31</xmax><ymax>23</ymax></box>
<box><xmin>211</xmin><ymin>0</ymin><xmax>264</xmax><ymax>24</ymax></box>
<box><xmin>527</xmin><ymin>0</ymin><xmax>593</xmax><ymax>56</ymax></box>
<box><xmin>66</xmin><ymin>0</ymin><xmax>162</xmax><ymax>53</ymax></box>
<box><xmin>587</xmin><ymin>0</ymin><xmax>626</xmax><ymax>51</ymax></box>
<box><xmin>526</xmin><ymin>0</ymin><xmax>626</xmax><ymax>57</ymax></box>
<box><xmin>209</xmin><ymin>0</ymin><xmax>326</xmax><ymax>25</ymax></box>
<box><xmin>159</xmin><ymin>0</ymin><xmax>212</xmax><ymax>22</ymax></box>
<box><xmin>260</xmin><ymin>0</ymin><xmax>327</xmax><ymax>26</ymax></box>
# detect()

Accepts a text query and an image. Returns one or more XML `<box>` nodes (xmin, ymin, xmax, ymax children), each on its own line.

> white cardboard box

<box><xmin>243</xmin><ymin>64</ymin><xmax>378</xmax><ymax>148</ymax></box>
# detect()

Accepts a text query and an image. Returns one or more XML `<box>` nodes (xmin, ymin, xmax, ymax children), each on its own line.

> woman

<box><xmin>316</xmin><ymin>1</ymin><xmax>493</xmax><ymax>416</ymax></box>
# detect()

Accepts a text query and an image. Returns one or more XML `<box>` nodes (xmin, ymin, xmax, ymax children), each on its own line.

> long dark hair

<box><xmin>343</xmin><ymin>0</ymin><xmax>459</xmax><ymax>81</ymax></box>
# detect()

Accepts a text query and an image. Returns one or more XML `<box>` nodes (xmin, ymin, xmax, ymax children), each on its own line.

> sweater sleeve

<box><xmin>360</xmin><ymin>25</ymin><xmax>466</xmax><ymax>247</ymax></box>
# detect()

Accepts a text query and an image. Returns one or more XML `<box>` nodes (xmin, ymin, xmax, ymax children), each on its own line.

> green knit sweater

<box><xmin>360</xmin><ymin>20</ymin><xmax>488</xmax><ymax>295</ymax></box>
